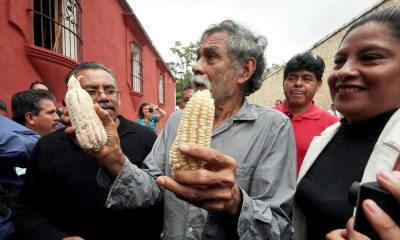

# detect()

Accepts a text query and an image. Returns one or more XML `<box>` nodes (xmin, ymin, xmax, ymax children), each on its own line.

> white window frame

<box><xmin>131</xmin><ymin>42</ymin><xmax>143</xmax><ymax>93</ymax></box>
<box><xmin>158</xmin><ymin>74</ymin><xmax>165</xmax><ymax>104</ymax></box>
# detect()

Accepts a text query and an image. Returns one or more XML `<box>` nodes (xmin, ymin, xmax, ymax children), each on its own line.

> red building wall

<box><xmin>0</xmin><ymin>0</ymin><xmax>175</xmax><ymax>133</ymax></box>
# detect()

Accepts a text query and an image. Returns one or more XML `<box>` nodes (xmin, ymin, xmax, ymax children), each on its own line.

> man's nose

<box><xmin>95</xmin><ymin>91</ymin><xmax>110</xmax><ymax>102</ymax></box>
<box><xmin>294</xmin><ymin>78</ymin><xmax>304</xmax><ymax>86</ymax></box>
<box><xmin>192</xmin><ymin>58</ymin><xmax>205</xmax><ymax>76</ymax></box>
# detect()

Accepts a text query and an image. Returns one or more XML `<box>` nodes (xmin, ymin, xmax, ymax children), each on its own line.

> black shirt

<box><xmin>13</xmin><ymin>116</ymin><xmax>162</xmax><ymax>240</ymax></box>
<box><xmin>296</xmin><ymin>109</ymin><xmax>397</xmax><ymax>240</ymax></box>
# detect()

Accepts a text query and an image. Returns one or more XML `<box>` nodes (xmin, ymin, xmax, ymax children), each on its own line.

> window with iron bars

<box><xmin>131</xmin><ymin>42</ymin><xmax>143</xmax><ymax>93</ymax></box>
<box><xmin>30</xmin><ymin>0</ymin><xmax>82</xmax><ymax>61</ymax></box>
<box><xmin>158</xmin><ymin>74</ymin><xmax>165</xmax><ymax>104</ymax></box>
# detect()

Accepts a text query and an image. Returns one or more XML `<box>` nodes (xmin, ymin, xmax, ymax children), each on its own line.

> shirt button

<box><xmin>188</xmin><ymin>227</ymin><xmax>193</xmax><ymax>232</ymax></box>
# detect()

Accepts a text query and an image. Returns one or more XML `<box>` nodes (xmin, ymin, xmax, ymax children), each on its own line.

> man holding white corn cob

<box><xmin>13</xmin><ymin>63</ymin><xmax>162</xmax><ymax>240</ymax></box>
<box><xmin>95</xmin><ymin>20</ymin><xmax>296</xmax><ymax>239</ymax></box>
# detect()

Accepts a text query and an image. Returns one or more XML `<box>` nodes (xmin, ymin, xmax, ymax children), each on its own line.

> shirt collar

<box><xmin>280</xmin><ymin>100</ymin><xmax>322</xmax><ymax>120</ymax></box>
<box><xmin>212</xmin><ymin>98</ymin><xmax>258</xmax><ymax>136</ymax></box>
<box><xmin>232</xmin><ymin>99</ymin><xmax>258</xmax><ymax>121</ymax></box>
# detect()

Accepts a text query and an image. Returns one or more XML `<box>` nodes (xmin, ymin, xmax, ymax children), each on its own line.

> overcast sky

<box><xmin>127</xmin><ymin>0</ymin><xmax>379</xmax><ymax>67</ymax></box>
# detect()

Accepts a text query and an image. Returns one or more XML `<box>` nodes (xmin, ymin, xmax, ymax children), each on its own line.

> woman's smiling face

<box><xmin>328</xmin><ymin>22</ymin><xmax>400</xmax><ymax>123</ymax></box>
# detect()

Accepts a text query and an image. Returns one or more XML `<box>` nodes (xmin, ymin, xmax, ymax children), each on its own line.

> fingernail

<box><xmin>178</xmin><ymin>143</ymin><xmax>190</xmax><ymax>152</ymax></box>
<box><xmin>380</xmin><ymin>171</ymin><xmax>400</xmax><ymax>183</ymax></box>
<box><xmin>156</xmin><ymin>176</ymin><xmax>165</xmax><ymax>185</ymax></box>
<box><xmin>364</xmin><ymin>199</ymin><xmax>383</xmax><ymax>214</ymax></box>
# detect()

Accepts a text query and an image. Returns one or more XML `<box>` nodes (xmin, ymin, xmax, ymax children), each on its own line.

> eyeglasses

<box><xmin>84</xmin><ymin>89</ymin><xmax>121</xmax><ymax>98</ymax></box>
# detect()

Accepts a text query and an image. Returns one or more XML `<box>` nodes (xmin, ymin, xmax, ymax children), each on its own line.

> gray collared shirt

<box><xmin>98</xmin><ymin>100</ymin><xmax>296</xmax><ymax>239</ymax></box>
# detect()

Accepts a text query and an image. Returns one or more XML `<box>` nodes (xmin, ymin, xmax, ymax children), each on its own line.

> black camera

<box><xmin>348</xmin><ymin>181</ymin><xmax>400</xmax><ymax>239</ymax></box>
<box><xmin>148</xmin><ymin>107</ymin><xmax>153</xmax><ymax>113</ymax></box>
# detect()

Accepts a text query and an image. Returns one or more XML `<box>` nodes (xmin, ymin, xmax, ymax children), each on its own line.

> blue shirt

<box><xmin>0</xmin><ymin>115</ymin><xmax>40</xmax><ymax>239</ymax></box>
<box><xmin>0</xmin><ymin>115</ymin><xmax>40</xmax><ymax>188</ymax></box>
<box><xmin>136</xmin><ymin>115</ymin><xmax>159</xmax><ymax>133</ymax></box>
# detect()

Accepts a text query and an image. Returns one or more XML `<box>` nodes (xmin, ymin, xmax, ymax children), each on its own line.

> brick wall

<box><xmin>248</xmin><ymin>0</ymin><xmax>399</xmax><ymax>110</ymax></box>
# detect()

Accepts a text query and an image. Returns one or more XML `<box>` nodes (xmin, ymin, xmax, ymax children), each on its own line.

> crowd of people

<box><xmin>1</xmin><ymin>6</ymin><xmax>400</xmax><ymax>240</ymax></box>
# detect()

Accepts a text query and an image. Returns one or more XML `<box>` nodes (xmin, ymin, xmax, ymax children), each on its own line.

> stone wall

<box><xmin>248</xmin><ymin>0</ymin><xmax>399</xmax><ymax>110</ymax></box>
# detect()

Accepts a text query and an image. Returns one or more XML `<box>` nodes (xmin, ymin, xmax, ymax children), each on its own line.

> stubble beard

<box><xmin>191</xmin><ymin>71</ymin><xmax>236</xmax><ymax>105</ymax></box>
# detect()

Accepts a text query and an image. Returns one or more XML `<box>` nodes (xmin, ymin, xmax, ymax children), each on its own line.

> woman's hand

<box><xmin>326</xmin><ymin>171</ymin><xmax>400</xmax><ymax>240</ymax></box>
<box><xmin>151</xmin><ymin>104</ymin><xmax>159</xmax><ymax>111</ymax></box>
<box><xmin>152</xmin><ymin>105</ymin><xmax>166</xmax><ymax>120</ymax></box>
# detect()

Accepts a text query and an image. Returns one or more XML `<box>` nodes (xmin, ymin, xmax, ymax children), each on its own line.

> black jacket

<box><xmin>13</xmin><ymin>116</ymin><xmax>162</xmax><ymax>240</ymax></box>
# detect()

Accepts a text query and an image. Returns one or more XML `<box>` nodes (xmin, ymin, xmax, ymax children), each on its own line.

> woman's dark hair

<box><xmin>344</xmin><ymin>7</ymin><xmax>400</xmax><ymax>42</ymax></box>
<box><xmin>137</xmin><ymin>102</ymin><xmax>151</xmax><ymax>119</ymax></box>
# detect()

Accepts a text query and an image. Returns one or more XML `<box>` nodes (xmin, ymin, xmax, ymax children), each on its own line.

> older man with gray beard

<box><xmin>86</xmin><ymin>20</ymin><xmax>296</xmax><ymax>239</ymax></box>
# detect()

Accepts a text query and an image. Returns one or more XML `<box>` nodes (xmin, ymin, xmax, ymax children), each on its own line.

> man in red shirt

<box><xmin>274</xmin><ymin>52</ymin><xmax>339</xmax><ymax>175</ymax></box>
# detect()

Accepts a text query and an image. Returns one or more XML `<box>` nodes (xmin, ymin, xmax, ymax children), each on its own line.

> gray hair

<box><xmin>65</xmin><ymin>62</ymin><xmax>117</xmax><ymax>85</ymax></box>
<box><xmin>199</xmin><ymin>20</ymin><xmax>268</xmax><ymax>96</ymax></box>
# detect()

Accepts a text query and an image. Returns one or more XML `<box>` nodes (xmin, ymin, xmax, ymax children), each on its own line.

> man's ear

<box><xmin>238</xmin><ymin>57</ymin><xmax>256</xmax><ymax>85</ymax></box>
<box><xmin>25</xmin><ymin>112</ymin><xmax>35</xmax><ymax>125</ymax></box>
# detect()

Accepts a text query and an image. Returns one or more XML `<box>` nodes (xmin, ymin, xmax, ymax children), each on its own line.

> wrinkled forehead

<box><xmin>287</xmin><ymin>70</ymin><xmax>317</xmax><ymax>78</ymax></box>
<box><xmin>76</xmin><ymin>69</ymin><xmax>117</xmax><ymax>88</ymax></box>
<box><xmin>198</xmin><ymin>31</ymin><xmax>230</xmax><ymax>53</ymax></box>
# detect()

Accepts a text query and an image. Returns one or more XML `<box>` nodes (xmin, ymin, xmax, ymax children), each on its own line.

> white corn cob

<box><xmin>169</xmin><ymin>90</ymin><xmax>214</xmax><ymax>170</ymax></box>
<box><xmin>65</xmin><ymin>75</ymin><xmax>107</xmax><ymax>151</ymax></box>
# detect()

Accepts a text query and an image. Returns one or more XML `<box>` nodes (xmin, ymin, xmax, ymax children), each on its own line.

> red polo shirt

<box><xmin>274</xmin><ymin>101</ymin><xmax>339</xmax><ymax>175</ymax></box>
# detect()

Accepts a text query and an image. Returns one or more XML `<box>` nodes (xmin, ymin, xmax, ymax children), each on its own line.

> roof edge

<box><xmin>120</xmin><ymin>0</ymin><xmax>175</xmax><ymax>81</ymax></box>
<box><xmin>306</xmin><ymin>0</ymin><xmax>387</xmax><ymax>51</ymax></box>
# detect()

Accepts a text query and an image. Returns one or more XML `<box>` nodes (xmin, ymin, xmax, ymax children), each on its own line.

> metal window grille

<box><xmin>131</xmin><ymin>42</ymin><xmax>143</xmax><ymax>93</ymax></box>
<box><xmin>158</xmin><ymin>74</ymin><xmax>165</xmax><ymax>104</ymax></box>
<box><xmin>29</xmin><ymin>0</ymin><xmax>82</xmax><ymax>61</ymax></box>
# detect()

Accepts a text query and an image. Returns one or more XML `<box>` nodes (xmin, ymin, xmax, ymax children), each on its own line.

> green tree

<box><xmin>167</xmin><ymin>41</ymin><xmax>197</xmax><ymax>103</ymax></box>
<box><xmin>263</xmin><ymin>62</ymin><xmax>286</xmax><ymax>78</ymax></box>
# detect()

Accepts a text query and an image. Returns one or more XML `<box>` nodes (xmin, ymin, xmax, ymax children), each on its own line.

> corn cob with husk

<box><xmin>65</xmin><ymin>75</ymin><xmax>107</xmax><ymax>151</ymax></box>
